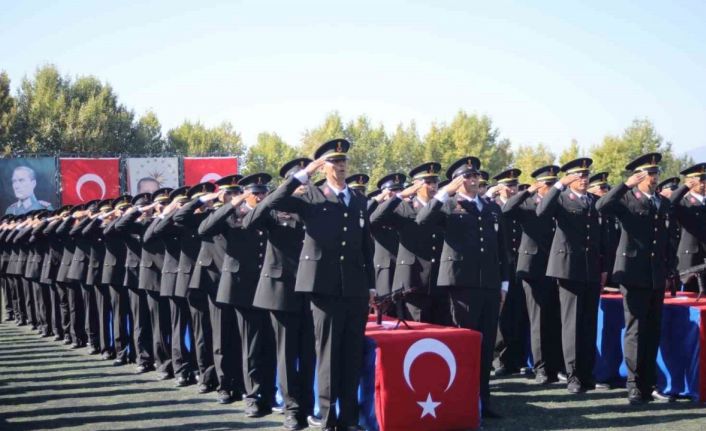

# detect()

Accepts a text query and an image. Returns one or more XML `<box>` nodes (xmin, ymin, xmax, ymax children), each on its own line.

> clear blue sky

<box><xmin>2</xmin><ymin>0</ymin><xmax>705</xmax><ymax>156</ymax></box>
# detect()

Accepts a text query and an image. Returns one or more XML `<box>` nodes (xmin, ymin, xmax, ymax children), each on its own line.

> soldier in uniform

<box><xmin>1</xmin><ymin>216</ymin><xmax>16</xmax><ymax>322</ymax></box>
<box><xmin>114</xmin><ymin>193</ymin><xmax>156</xmax><ymax>373</ymax></box>
<box><xmin>146</xmin><ymin>186</ymin><xmax>196</xmax><ymax>386</ymax></box>
<box><xmin>209</xmin><ymin>173</ymin><xmax>275</xmax><ymax>417</ymax></box>
<box><xmin>595</xmin><ymin>153</ymin><xmax>676</xmax><ymax>403</ymax></box>
<box><xmin>267</xmin><ymin>139</ymin><xmax>375</xmax><ymax>431</ymax></box>
<box><xmin>502</xmin><ymin>165</ymin><xmax>563</xmax><ymax>385</ymax></box>
<box><xmin>416</xmin><ymin>156</ymin><xmax>509</xmax><ymax>418</ymax></box>
<box><xmin>490</xmin><ymin>168</ymin><xmax>529</xmax><ymax>377</ymax></box>
<box><xmin>478</xmin><ymin>170</ymin><xmax>490</xmax><ymax>198</ymax></box>
<box><xmin>195</xmin><ymin>176</ymin><xmax>244</xmax><ymax>404</ymax></box>
<box><xmin>173</xmin><ymin>183</ymin><xmax>219</xmax><ymax>393</ymax></box>
<box><xmin>55</xmin><ymin>206</ymin><xmax>87</xmax><ymax>348</ymax></box>
<box><xmin>43</xmin><ymin>206</ymin><xmax>72</xmax><ymax>342</ymax></box>
<box><xmin>368</xmin><ymin>173</ymin><xmax>405</xmax><ymax>304</ymax></box>
<box><xmin>27</xmin><ymin>210</ymin><xmax>53</xmax><ymax>337</ymax></box>
<box><xmin>657</xmin><ymin>178</ymin><xmax>681</xmax><ymax>256</ymax></box>
<box><xmin>536</xmin><ymin>158</ymin><xmax>603</xmax><ymax>394</ymax></box>
<box><xmin>369</xmin><ymin>162</ymin><xmax>448</xmax><ymax>325</ymax></box>
<box><xmin>668</xmin><ymin>164</ymin><xmax>706</xmax><ymax>294</ymax></box>
<box><xmin>244</xmin><ymin>159</ymin><xmax>316</xmax><ymax>430</ymax></box>
<box><xmin>346</xmin><ymin>174</ymin><xmax>369</xmax><ymax>196</ymax></box>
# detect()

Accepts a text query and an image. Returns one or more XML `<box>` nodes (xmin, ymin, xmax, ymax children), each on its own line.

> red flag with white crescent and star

<box><xmin>59</xmin><ymin>158</ymin><xmax>120</xmax><ymax>205</ymax></box>
<box><xmin>183</xmin><ymin>157</ymin><xmax>238</xmax><ymax>186</ymax></box>
<box><xmin>366</xmin><ymin>321</ymin><xmax>481</xmax><ymax>431</ymax></box>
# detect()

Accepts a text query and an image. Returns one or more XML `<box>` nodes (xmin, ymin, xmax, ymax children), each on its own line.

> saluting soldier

<box><xmin>490</xmin><ymin>168</ymin><xmax>529</xmax><ymax>377</ymax></box>
<box><xmin>146</xmin><ymin>186</ymin><xmax>196</xmax><ymax>386</ymax></box>
<box><xmin>43</xmin><ymin>206</ymin><xmax>72</xmax><ymax>342</ymax></box>
<box><xmin>416</xmin><ymin>156</ymin><xmax>509</xmax><ymax>418</ymax></box>
<box><xmin>14</xmin><ymin>213</ymin><xmax>38</xmax><ymax>331</ymax></box>
<box><xmin>657</xmin><ymin>177</ymin><xmax>682</xmax><ymax>256</ymax></box>
<box><xmin>536</xmin><ymin>158</ymin><xmax>603</xmax><ymax>394</ymax></box>
<box><xmin>27</xmin><ymin>210</ymin><xmax>53</xmax><ymax>337</ymax></box>
<box><xmin>244</xmin><ymin>159</ymin><xmax>316</xmax><ymax>430</ymax></box>
<box><xmin>503</xmin><ymin>165</ymin><xmax>563</xmax><ymax>385</ymax></box>
<box><xmin>668</xmin><ymin>163</ymin><xmax>706</xmax><ymax>294</ymax></box>
<box><xmin>595</xmin><ymin>153</ymin><xmax>676</xmax><ymax>404</ymax></box>
<box><xmin>1</xmin><ymin>216</ymin><xmax>16</xmax><ymax>323</ymax></box>
<box><xmin>56</xmin><ymin>206</ymin><xmax>87</xmax><ymax>348</ymax></box>
<box><xmin>114</xmin><ymin>193</ymin><xmax>156</xmax><ymax>373</ymax></box>
<box><xmin>267</xmin><ymin>139</ymin><xmax>375</xmax><ymax>431</ymax></box>
<box><xmin>587</xmin><ymin>172</ymin><xmax>620</xmax><ymax>292</ymax></box>
<box><xmin>346</xmin><ymin>174</ymin><xmax>369</xmax><ymax>197</ymax></box>
<box><xmin>194</xmin><ymin>176</ymin><xmax>244</xmax><ymax>404</ymax></box>
<box><xmin>173</xmin><ymin>183</ymin><xmax>219</xmax><ymax>393</ymax></box>
<box><xmin>369</xmin><ymin>162</ymin><xmax>448</xmax><ymax>325</ymax></box>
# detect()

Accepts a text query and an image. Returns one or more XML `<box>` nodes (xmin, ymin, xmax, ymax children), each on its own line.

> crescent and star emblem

<box><xmin>76</xmin><ymin>173</ymin><xmax>107</xmax><ymax>201</ymax></box>
<box><xmin>200</xmin><ymin>173</ymin><xmax>223</xmax><ymax>183</ymax></box>
<box><xmin>402</xmin><ymin>338</ymin><xmax>457</xmax><ymax>419</ymax></box>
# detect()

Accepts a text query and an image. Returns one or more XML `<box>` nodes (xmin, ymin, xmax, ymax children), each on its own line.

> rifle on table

<box><xmin>678</xmin><ymin>262</ymin><xmax>706</xmax><ymax>301</ymax></box>
<box><xmin>372</xmin><ymin>290</ymin><xmax>411</xmax><ymax>329</ymax></box>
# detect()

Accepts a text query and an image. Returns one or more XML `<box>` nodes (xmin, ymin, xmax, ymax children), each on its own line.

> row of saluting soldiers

<box><xmin>1</xmin><ymin>139</ymin><xmax>705</xmax><ymax>429</ymax></box>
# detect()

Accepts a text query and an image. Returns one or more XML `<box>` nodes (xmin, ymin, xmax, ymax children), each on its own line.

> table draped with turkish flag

<box><xmin>357</xmin><ymin>319</ymin><xmax>482</xmax><ymax>431</ymax></box>
<box><xmin>59</xmin><ymin>158</ymin><xmax>121</xmax><ymax>205</ymax></box>
<box><xmin>595</xmin><ymin>292</ymin><xmax>706</xmax><ymax>402</ymax></box>
<box><xmin>182</xmin><ymin>157</ymin><xmax>238</xmax><ymax>185</ymax></box>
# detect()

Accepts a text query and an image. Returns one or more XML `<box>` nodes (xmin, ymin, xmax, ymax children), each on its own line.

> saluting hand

<box><xmin>444</xmin><ymin>175</ymin><xmax>466</xmax><ymax>196</ymax></box>
<box><xmin>685</xmin><ymin>177</ymin><xmax>700</xmax><ymax>189</ymax></box>
<box><xmin>398</xmin><ymin>182</ymin><xmax>423</xmax><ymax>200</ymax></box>
<box><xmin>304</xmin><ymin>156</ymin><xmax>327</xmax><ymax>177</ymax></box>
<box><xmin>625</xmin><ymin>172</ymin><xmax>647</xmax><ymax>188</ymax></box>
<box><xmin>559</xmin><ymin>173</ymin><xmax>581</xmax><ymax>186</ymax></box>
<box><xmin>528</xmin><ymin>182</ymin><xmax>542</xmax><ymax>193</ymax></box>
<box><xmin>231</xmin><ymin>190</ymin><xmax>251</xmax><ymax>207</ymax></box>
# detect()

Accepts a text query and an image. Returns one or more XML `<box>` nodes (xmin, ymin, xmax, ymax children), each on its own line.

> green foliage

<box><xmin>133</xmin><ymin>111</ymin><xmax>165</xmax><ymax>154</ymax></box>
<box><xmin>242</xmin><ymin>132</ymin><xmax>298</xmax><ymax>178</ymax></box>
<box><xmin>514</xmin><ymin>143</ymin><xmax>556</xmax><ymax>183</ymax></box>
<box><xmin>559</xmin><ymin>139</ymin><xmax>582</xmax><ymax>166</ymax></box>
<box><xmin>166</xmin><ymin>120</ymin><xmax>244</xmax><ymax>156</ymax></box>
<box><xmin>0</xmin><ymin>71</ymin><xmax>17</xmax><ymax>154</ymax></box>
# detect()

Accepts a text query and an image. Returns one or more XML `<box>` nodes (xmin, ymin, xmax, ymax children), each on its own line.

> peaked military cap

<box><xmin>446</xmin><ymin>156</ymin><xmax>481</xmax><ymax>180</ymax></box>
<box><xmin>560</xmin><ymin>157</ymin><xmax>593</xmax><ymax>174</ymax></box>
<box><xmin>531</xmin><ymin>165</ymin><xmax>560</xmax><ymax>182</ymax></box>
<box><xmin>366</xmin><ymin>189</ymin><xmax>382</xmax><ymax>199</ymax></box>
<box><xmin>625</xmin><ymin>152</ymin><xmax>662</xmax><ymax>174</ymax></box>
<box><xmin>478</xmin><ymin>170</ymin><xmax>490</xmax><ymax>186</ymax></box>
<box><xmin>588</xmin><ymin>172</ymin><xmax>610</xmax><ymax>189</ymax></box>
<box><xmin>438</xmin><ymin>179</ymin><xmax>450</xmax><ymax>189</ymax></box>
<box><xmin>314</xmin><ymin>138</ymin><xmax>350</xmax><ymax>161</ymax></box>
<box><xmin>409</xmin><ymin>162</ymin><xmax>442</xmax><ymax>181</ymax></box>
<box><xmin>518</xmin><ymin>183</ymin><xmax>530</xmax><ymax>192</ymax></box>
<box><xmin>152</xmin><ymin>187</ymin><xmax>173</xmax><ymax>204</ymax></box>
<box><xmin>187</xmin><ymin>182</ymin><xmax>216</xmax><ymax>200</ymax></box>
<box><xmin>215</xmin><ymin>174</ymin><xmax>243</xmax><ymax>192</ymax></box>
<box><xmin>132</xmin><ymin>193</ymin><xmax>152</xmax><ymax>206</ymax></box>
<box><xmin>112</xmin><ymin>195</ymin><xmax>133</xmax><ymax>211</ymax></box>
<box><xmin>169</xmin><ymin>186</ymin><xmax>189</xmax><ymax>203</ymax></box>
<box><xmin>279</xmin><ymin>158</ymin><xmax>312</xmax><ymax>179</ymax></box>
<box><xmin>493</xmin><ymin>168</ymin><xmax>521</xmax><ymax>185</ymax></box>
<box><xmin>57</xmin><ymin>205</ymin><xmax>73</xmax><ymax>217</ymax></box>
<box><xmin>346</xmin><ymin>174</ymin><xmax>370</xmax><ymax>191</ymax></box>
<box><xmin>657</xmin><ymin>177</ymin><xmax>680</xmax><ymax>192</ymax></box>
<box><xmin>84</xmin><ymin>199</ymin><xmax>100</xmax><ymax>213</ymax></box>
<box><xmin>240</xmin><ymin>173</ymin><xmax>272</xmax><ymax>194</ymax></box>
<box><xmin>680</xmin><ymin>163</ymin><xmax>706</xmax><ymax>179</ymax></box>
<box><xmin>377</xmin><ymin>173</ymin><xmax>406</xmax><ymax>191</ymax></box>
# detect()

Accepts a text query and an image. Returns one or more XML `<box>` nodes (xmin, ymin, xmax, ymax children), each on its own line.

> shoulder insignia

<box><xmin>323</xmin><ymin>186</ymin><xmax>331</xmax><ymax>196</ymax></box>
<box><xmin>634</xmin><ymin>191</ymin><xmax>642</xmax><ymax>199</ymax></box>
<box><xmin>569</xmin><ymin>193</ymin><xmax>575</xmax><ymax>200</ymax></box>
<box><xmin>690</xmin><ymin>197</ymin><xmax>696</xmax><ymax>204</ymax></box>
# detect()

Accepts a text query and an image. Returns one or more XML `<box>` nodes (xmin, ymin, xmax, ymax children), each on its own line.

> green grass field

<box><xmin>1</xmin><ymin>320</ymin><xmax>703</xmax><ymax>431</ymax></box>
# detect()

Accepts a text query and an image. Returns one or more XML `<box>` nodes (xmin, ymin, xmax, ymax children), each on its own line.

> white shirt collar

<box><xmin>326</xmin><ymin>182</ymin><xmax>350</xmax><ymax>198</ymax></box>
<box><xmin>690</xmin><ymin>191</ymin><xmax>705</xmax><ymax>203</ymax></box>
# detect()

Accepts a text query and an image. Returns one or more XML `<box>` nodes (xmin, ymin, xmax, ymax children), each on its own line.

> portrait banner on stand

<box><xmin>183</xmin><ymin>157</ymin><xmax>238</xmax><ymax>185</ymax></box>
<box><xmin>0</xmin><ymin>157</ymin><xmax>58</xmax><ymax>216</ymax></box>
<box><xmin>125</xmin><ymin>157</ymin><xmax>179</xmax><ymax>195</ymax></box>
<box><xmin>60</xmin><ymin>158</ymin><xmax>121</xmax><ymax>205</ymax></box>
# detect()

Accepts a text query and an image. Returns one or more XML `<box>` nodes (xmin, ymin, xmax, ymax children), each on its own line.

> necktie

<box><xmin>338</xmin><ymin>192</ymin><xmax>347</xmax><ymax>207</ymax></box>
<box><xmin>650</xmin><ymin>196</ymin><xmax>659</xmax><ymax>210</ymax></box>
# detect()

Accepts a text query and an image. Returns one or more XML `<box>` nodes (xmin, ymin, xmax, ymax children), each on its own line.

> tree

<box><xmin>242</xmin><ymin>132</ymin><xmax>298</xmax><ymax>177</ymax></box>
<box><xmin>133</xmin><ymin>111</ymin><xmax>165</xmax><ymax>154</ymax></box>
<box><xmin>590</xmin><ymin>119</ymin><xmax>691</xmax><ymax>183</ymax></box>
<box><xmin>0</xmin><ymin>71</ymin><xmax>17</xmax><ymax>154</ymax></box>
<box><xmin>370</xmin><ymin>121</ymin><xmax>424</xmax><ymax>186</ymax></box>
<box><xmin>299</xmin><ymin>112</ymin><xmax>346</xmax><ymax>157</ymax></box>
<box><xmin>166</xmin><ymin>120</ymin><xmax>244</xmax><ymax>156</ymax></box>
<box><xmin>513</xmin><ymin>143</ymin><xmax>556</xmax><ymax>183</ymax></box>
<box><xmin>559</xmin><ymin>139</ymin><xmax>581</xmax><ymax>166</ymax></box>
<box><xmin>343</xmin><ymin>115</ymin><xmax>388</xmax><ymax>178</ymax></box>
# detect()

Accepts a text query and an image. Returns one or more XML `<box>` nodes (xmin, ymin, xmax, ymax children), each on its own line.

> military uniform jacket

<box><xmin>242</xmin><ymin>200</ymin><xmax>306</xmax><ymax>313</ymax></box>
<box><xmin>199</xmin><ymin>202</ymin><xmax>266</xmax><ymax>306</ymax></box>
<box><xmin>597</xmin><ymin>203</ymin><xmax>620</xmax><ymax>284</ymax></box>
<box><xmin>172</xmin><ymin>199</ymin><xmax>209</xmax><ymax>297</ymax></box>
<box><xmin>26</xmin><ymin>222</ymin><xmax>49</xmax><ymax>280</ymax></box>
<box><xmin>13</xmin><ymin>227</ymin><xmax>33</xmax><ymax>277</ymax></box>
<box><xmin>81</xmin><ymin>218</ymin><xmax>106</xmax><ymax>286</ymax></box>
<box><xmin>102</xmin><ymin>218</ymin><xmax>127</xmax><ymax>287</ymax></box>
<box><xmin>595</xmin><ymin>183</ymin><xmax>675</xmax><ymax>289</ymax></box>
<box><xmin>55</xmin><ymin>217</ymin><xmax>75</xmax><ymax>283</ymax></box>
<box><xmin>416</xmin><ymin>195</ymin><xmax>508</xmax><ymax>289</ymax></box>
<box><xmin>536</xmin><ymin>186</ymin><xmax>603</xmax><ymax>284</ymax></box>
<box><xmin>40</xmin><ymin>219</ymin><xmax>63</xmax><ymax>284</ymax></box>
<box><xmin>67</xmin><ymin>217</ymin><xmax>92</xmax><ymax>283</ymax></box>
<box><xmin>367</xmin><ymin>199</ymin><xmax>400</xmax><ymax>296</ymax></box>
<box><xmin>5</xmin><ymin>229</ymin><xmax>21</xmax><ymax>276</ymax></box>
<box><xmin>502</xmin><ymin>190</ymin><xmax>555</xmax><ymax>282</ymax></box>
<box><xmin>145</xmin><ymin>211</ymin><xmax>181</xmax><ymax>297</ymax></box>
<box><xmin>267</xmin><ymin>177</ymin><xmax>375</xmax><ymax>298</ymax></box>
<box><xmin>113</xmin><ymin>211</ymin><xmax>144</xmax><ymax>288</ymax></box>
<box><xmin>370</xmin><ymin>196</ymin><xmax>444</xmax><ymax>295</ymax></box>
<box><xmin>192</xmin><ymin>207</ymin><xmax>227</xmax><ymax>292</ymax></box>
<box><xmin>0</xmin><ymin>230</ymin><xmax>11</xmax><ymax>276</ymax></box>
<box><xmin>497</xmin><ymin>197</ymin><xmax>522</xmax><ymax>279</ymax></box>
<box><xmin>669</xmin><ymin>185</ymin><xmax>706</xmax><ymax>273</ymax></box>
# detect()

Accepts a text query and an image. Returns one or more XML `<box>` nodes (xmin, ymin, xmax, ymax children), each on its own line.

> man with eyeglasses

<box><xmin>369</xmin><ymin>162</ymin><xmax>448</xmax><ymax>325</ymax></box>
<box><xmin>416</xmin><ymin>157</ymin><xmax>509</xmax><ymax>419</ymax></box>
<box><xmin>537</xmin><ymin>157</ymin><xmax>603</xmax><ymax>394</ymax></box>
<box><xmin>595</xmin><ymin>153</ymin><xmax>677</xmax><ymax>404</ymax></box>
<box><xmin>668</xmin><ymin>163</ymin><xmax>706</xmax><ymax>294</ymax></box>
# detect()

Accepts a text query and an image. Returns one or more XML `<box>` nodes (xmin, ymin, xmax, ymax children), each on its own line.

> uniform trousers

<box><xmin>522</xmin><ymin>278</ymin><xmax>563</xmax><ymax>376</ymax></box>
<box><xmin>557</xmin><ymin>280</ymin><xmax>600</xmax><ymax>385</ymax></box>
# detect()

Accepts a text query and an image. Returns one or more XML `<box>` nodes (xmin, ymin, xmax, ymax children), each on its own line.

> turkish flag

<box><xmin>366</xmin><ymin>321</ymin><xmax>481</xmax><ymax>431</ymax></box>
<box><xmin>183</xmin><ymin>157</ymin><xmax>238</xmax><ymax>186</ymax></box>
<box><xmin>60</xmin><ymin>158</ymin><xmax>121</xmax><ymax>205</ymax></box>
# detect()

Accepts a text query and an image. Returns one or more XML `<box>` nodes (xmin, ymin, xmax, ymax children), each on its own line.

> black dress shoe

<box><xmin>4</xmin><ymin>314</ymin><xmax>13</xmax><ymax>322</ymax></box>
<box><xmin>481</xmin><ymin>407</ymin><xmax>502</xmax><ymax>419</ymax></box>
<box><xmin>272</xmin><ymin>403</ymin><xmax>285</xmax><ymax>414</ymax></box>
<box><xmin>101</xmin><ymin>351</ymin><xmax>115</xmax><ymax>360</ymax></box>
<box><xmin>307</xmin><ymin>415</ymin><xmax>323</xmax><ymax>428</ymax></box>
<box><xmin>53</xmin><ymin>334</ymin><xmax>63</xmax><ymax>341</ymax></box>
<box><xmin>493</xmin><ymin>367</ymin><xmax>517</xmax><ymax>377</ymax></box>
<box><xmin>567</xmin><ymin>378</ymin><xmax>585</xmax><ymax>394</ymax></box>
<box><xmin>217</xmin><ymin>390</ymin><xmax>235</xmax><ymax>404</ymax></box>
<box><xmin>156</xmin><ymin>371</ymin><xmax>174</xmax><ymax>381</ymax></box>
<box><xmin>175</xmin><ymin>374</ymin><xmax>196</xmax><ymax>387</ymax></box>
<box><xmin>535</xmin><ymin>370</ymin><xmax>559</xmax><ymax>385</ymax></box>
<box><xmin>283</xmin><ymin>414</ymin><xmax>305</xmax><ymax>430</ymax></box>
<box><xmin>113</xmin><ymin>358</ymin><xmax>128</xmax><ymax>366</ymax></box>
<box><xmin>651</xmin><ymin>390</ymin><xmax>675</xmax><ymax>402</ymax></box>
<box><xmin>197</xmin><ymin>383</ymin><xmax>215</xmax><ymax>394</ymax></box>
<box><xmin>88</xmin><ymin>345</ymin><xmax>101</xmax><ymax>355</ymax></box>
<box><xmin>244</xmin><ymin>400</ymin><xmax>272</xmax><ymax>418</ymax></box>
<box><xmin>17</xmin><ymin>320</ymin><xmax>27</xmax><ymax>326</ymax></box>
<box><xmin>71</xmin><ymin>342</ymin><xmax>85</xmax><ymax>349</ymax></box>
<box><xmin>135</xmin><ymin>364</ymin><xmax>155</xmax><ymax>374</ymax></box>
<box><xmin>628</xmin><ymin>388</ymin><xmax>645</xmax><ymax>405</ymax></box>
<box><xmin>63</xmin><ymin>337</ymin><xmax>73</xmax><ymax>345</ymax></box>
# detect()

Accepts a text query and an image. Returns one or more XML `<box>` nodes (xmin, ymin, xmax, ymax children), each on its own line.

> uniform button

<box><xmin>258</xmin><ymin>231</ymin><xmax>263</xmax><ymax>236</ymax></box>
<box><xmin>653</xmin><ymin>240</ymin><xmax>656</xmax><ymax>244</ymax></box>
<box><xmin>480</xmin><ymin>238</ymin><xmax>484</xmax><ymax>242</ymax></box>
<box><xmin>258</xmin><ymin>264</ymin><xmax>262</xmax><ymax>269</ymax></box>
<box><xmin>401</xmin><ymin>260</ymin><xmax>405</xmax><ymax>264</ymax></box>
<box><xmin>479</xmin><ymin>227</ymin><xmax>483</xmax><ymax>231</ymax></box>
<box><xmin>344</xmin><ymin>213</ymin><xmax>348</xmax><ymax>218</ymax></box>
<box><xmin>341</xmin><ymin>241</ymin><xmax>346</xmax><ymax>246</ymax></box>
<box><xmin>340</xmin><ymin>256</ymin><xmax>345</xmax><ymax>261</ymax></box>
<box><xmin>376</xmin><ymin>264</ymin><xmax>380</xmax><ymax>268</ymax></box>
<box><xmin>264</xmin><ymin>273</ymin><xmax>268</xmax><ymax>277</ymax></box>
<box><xmin>259</xmin><ymin>242</ymin><xmax>263</xmax><ymax>246</ymax></box>
<box><xmin>432</xmin><ymin>234</ymin><xmax>436</xmax><ymax>238</ymax></box>
<box><xmin>586</xmin><ymin>224</ymin><xmax>590</xmax><ymax>228</ymax></box>
<box><xmin>198</xmin><ymin>261</ymin><xmax>202</xmax><ymax>264</ymax></box>
<box><xmin>651</xmin><ymin>253</ymin><xmax>655</xmax><ymax>257</ymax></box>
<box><xmin>343</xmin><ymin>227</ymin><xmax>348</xmax><ymax>231</ymax></box>
<box><xmin>478</xmin><ymin>217</ymin><xmax>482</xmax><ymax>221</ymax></box>
<box><xmin>305</xmin><ymin>256</ymin><xmax>310</xmax><ymax>260</ymax></box>
<box><xmin>431</xmin><ymin>258</ymin><xmax>436</xmax><ymax>263</ymax></box>
<box><xmin>586</xmin><ymin>236</ymin><xmax>590</xmax><ymax>240</ymax></box>
<box><xmin>432</xmin><ymin>246</ymin><xmax>436</xmax><ymax>250</ymax></box>
<box><xmin>258</xmin><ymin>253</ymin><xmax>263</xmax><ymax>258</ymax></box>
